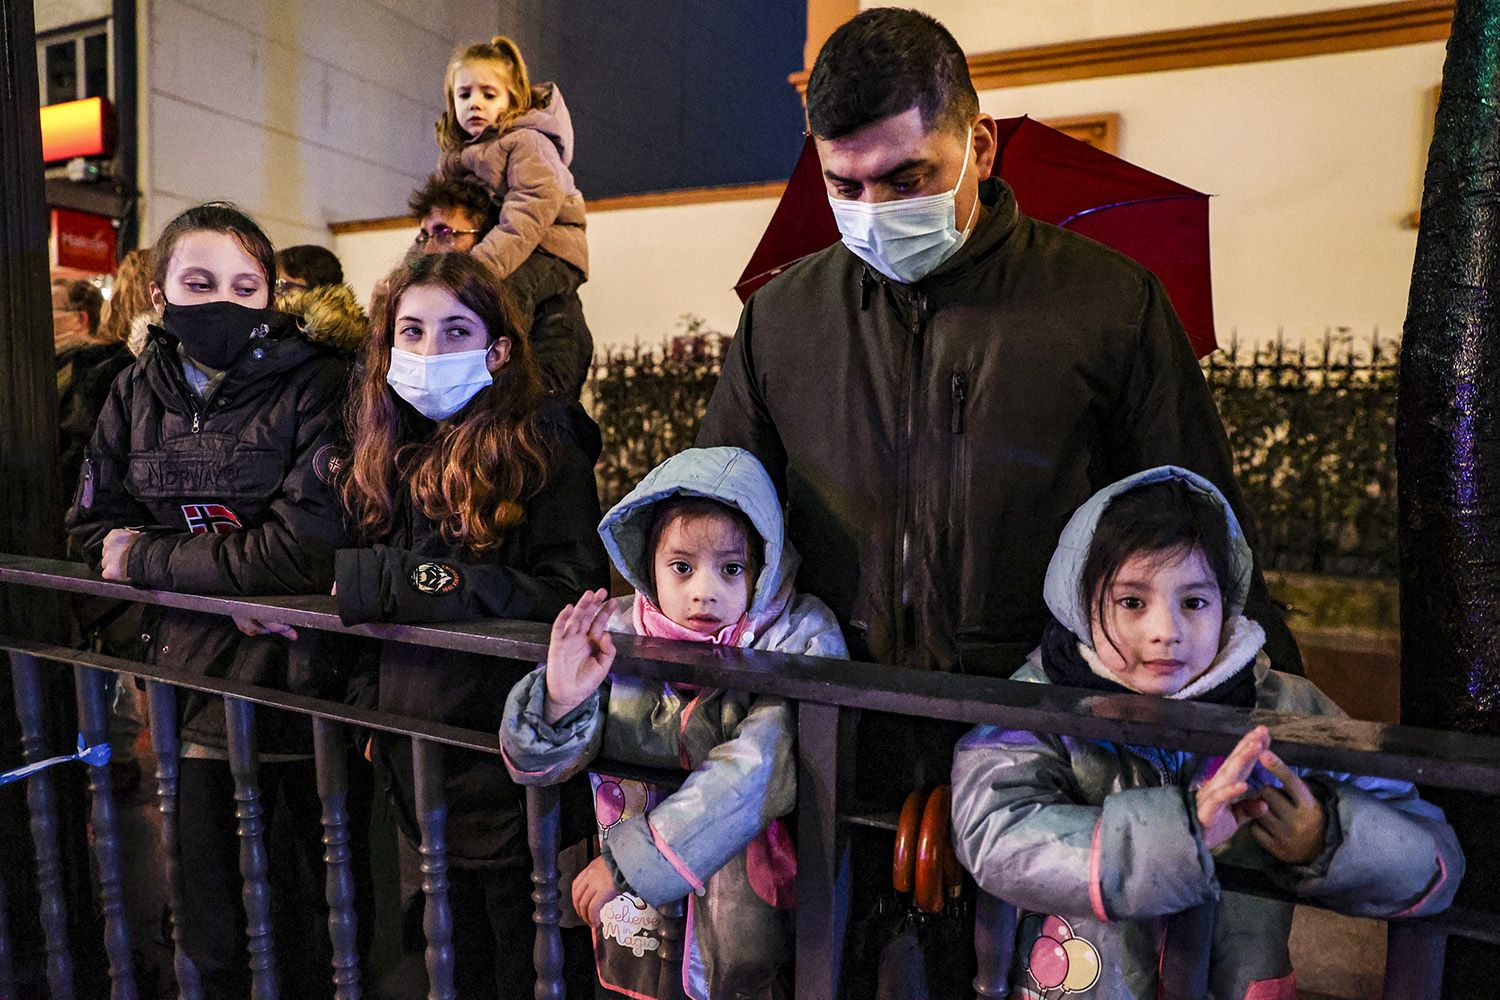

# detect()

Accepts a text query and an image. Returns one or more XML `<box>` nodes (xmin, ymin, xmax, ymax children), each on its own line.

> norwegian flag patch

<box><xmin>181</xmin><ymin>503</ymin><xmax>243</xmax><ymax>535</ymax></box>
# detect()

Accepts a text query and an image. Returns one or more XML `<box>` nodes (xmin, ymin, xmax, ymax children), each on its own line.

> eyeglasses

<box><xmin>414</xmin><ymin>227</ymin><xmax>483</xmax><ymax>249</ymax></box>
<box><xmin>275</xmin><ymin>278</ymin><xmax>310</xmax><ymax>295</ymax></box>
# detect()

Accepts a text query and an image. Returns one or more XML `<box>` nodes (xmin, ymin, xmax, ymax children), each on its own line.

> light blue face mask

<box><xmin>828</xmin><ymin>127</ymin><xmax>979</xmax><ymax>284</ymax></box>
<box><xmin>385</xmin><ymin>346</ymin><xmax>493</xmax><ymax>421</ymax></box>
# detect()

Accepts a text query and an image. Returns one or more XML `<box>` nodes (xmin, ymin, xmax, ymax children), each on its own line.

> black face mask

<box><xmin>161</xmin><ymin>299</ymin><xmax>277</xmax><ymax>371</ymax></box>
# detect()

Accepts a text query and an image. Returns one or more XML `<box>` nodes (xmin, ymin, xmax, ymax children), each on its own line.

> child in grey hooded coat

<box><xmin>951</xmin><ymin>466</ymin><xmax>1463</xmax><ymax>1000</ymax></box>
<box><xmin>502</xmin><ymin>447</ymin><xmax>847</xmax><ymax>999</ymax></box>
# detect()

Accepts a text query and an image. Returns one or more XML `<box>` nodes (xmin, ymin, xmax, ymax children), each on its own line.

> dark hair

<box><xmin>150</xmin><ymin>202</ymin><xmax>276</xmax><ymax>292</ymax></box>
<box><xmin>806</xmin><ymin>7</ymin><xmax>978</xmax><ymax>140</ymax></box>
<box><xmin>342</xmin><ymin>252</ymin><xmax>549</xmax><ymax>553</ymax></box>
<box><xmin>408</xmin><ymin>174</ymin><xmax>498</xmax><ymax>235</ymax></box>
<box><xmin>644</xmin><ymin>496</ymin><xmax>762</xmax><ymax>594</ymax></box>
<box><xmin>276</xmin><ymin>244</ymin><xmax>343</xmax><ymax>287</ymax></box>
<box><xmin>1081</xmin><ymin>479</ymin><xmax>1235</xmax><ymax>645</ymax></box>
<box><xmin>55</xmin><ymin>278</ymin><xmax>103</xmax><ymax>333</ymax></box>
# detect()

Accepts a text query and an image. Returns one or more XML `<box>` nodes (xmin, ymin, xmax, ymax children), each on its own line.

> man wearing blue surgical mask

<box><xmin>700</xmin><ymin>8</ymin><xmax>1297</xmax><ymax>691</ymax></box>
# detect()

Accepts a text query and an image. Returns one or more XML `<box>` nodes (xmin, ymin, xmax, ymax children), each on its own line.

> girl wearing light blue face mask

<box><xmin>336</xmin><ymin>252</ymin><xmax>609</xmax><ymax>996</ymax></box>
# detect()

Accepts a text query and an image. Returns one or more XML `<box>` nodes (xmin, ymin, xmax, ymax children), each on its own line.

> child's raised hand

<box><xmin>1196</xmin><ymin>725</ymin><xmax>1271</xmax><ymax>851</ymax></box>
<box><xmin>1249</xmin><ymin>751</ymin><xmax>1326</xmax><ymax>864</ymax></box>
<box><xmin>543</xmin><ymin>588</ymin><xmax>615</xmax><ymax>725</ymax></box>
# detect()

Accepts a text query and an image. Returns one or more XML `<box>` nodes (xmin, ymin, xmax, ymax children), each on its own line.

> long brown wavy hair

<box><xmin>99</xmin><ymin>248</ymin><xmax>152</xmax><ymax>344</ymax></box>
<box><xmin>342</xmin><ymin>253</ymin><xmax>550</xmax><ymax>553</ymax></box>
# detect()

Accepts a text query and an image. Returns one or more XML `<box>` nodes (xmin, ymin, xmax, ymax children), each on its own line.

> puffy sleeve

<box><xmin>951</xmin><ymin>724</ymin><xmax>1219</xmax><ymax>922</ymax></box>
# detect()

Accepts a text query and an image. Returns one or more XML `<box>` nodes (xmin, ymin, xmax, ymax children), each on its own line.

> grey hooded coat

<box><xmin>502</xmin><ymin>446</ymin><xmax>847</xmax><ymax>999</ymax></box>
<box><xmin>950</xmin><ymin>467</ymin><xmax>1463</xmax><ymax>1000</ymax></box>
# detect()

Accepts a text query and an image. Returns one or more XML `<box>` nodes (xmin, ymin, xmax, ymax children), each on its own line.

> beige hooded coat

<box><xmin>438</xmin><ymin>82</ymin><xmax>589</xmax><ymax>280</ymax></box>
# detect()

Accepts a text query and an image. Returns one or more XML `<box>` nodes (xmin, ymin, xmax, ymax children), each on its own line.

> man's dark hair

<box><xmin>408</xmin><ymin>175</ymin><xmax>499</xmax><ymax>234</ymax></box>
<box><xmin>56</xmin><ymin>278</ymin><xmax>103</xmax><ymax>333</ymax></box>
<box><xmin>276</xmin><ymin>244</ymin><xmax>344</xmax><ymax>287</ymax></box>
<box><xmin>806</xmin><ymin>8</ymin><xmax>978</xmax><ymax>140</ymax></box>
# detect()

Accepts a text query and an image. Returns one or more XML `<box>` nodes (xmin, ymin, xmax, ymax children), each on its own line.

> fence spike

<box><xmin>525</xmin><ymin>783</ymin><xmax>565</xmax><ymax>1000</ymax></box>
<box><xmin>147</xmin><ymin>681</ymin><xmax>201</xmax><ymax>999</ymax></box>
<box><xmin>225</xmin><ymin>697</ymin><xmax>278</xmax><ymax>1000</ymax></box>
<box><xmin>313</xmin><ymin>719</ymin><xmax>361</xmax><ymax>1000</ymax></box>
<box><xmin>75</xmin><ymin>667</ymin><xmax>136</xmax><ymax>999</ymax></box>
<box><xmin>413</xmin><ymin>739</ymin><xmax>455</xmax><ymax>1000</ymax></box>
<box><xmin>10</xmin><ymin>652</ymin><xmax>73</xmax><ymax>1000</ymax></box>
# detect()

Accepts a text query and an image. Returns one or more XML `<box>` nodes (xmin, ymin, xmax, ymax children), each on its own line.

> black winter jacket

<box><xmin>335</xmin><ymin>397</ymin><xmax>608</xmax><ymax>867</ymax></box>
<box><xmin>67</xmin><ymin>315</ymin><xmax>352</xmax><ymax>752</ymax></box>
<box><xmin>57</xmin><ymin>340</ymin><xmax>134</xmax><ymax>497</ymax></box>
<box><xmin>698</xmin><ymin>178</ymin><xmax>1297</xmax><ymax>676</ymax></box>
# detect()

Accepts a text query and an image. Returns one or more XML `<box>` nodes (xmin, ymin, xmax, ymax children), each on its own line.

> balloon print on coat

<box><xmin>595</xmin><ymin>780</ymin><xmax>626</xmax><ymax>828</ymax></box>
<box><xmin>1022</xmin><ymin>914</ymin><xmax>1101</xmax><ymax>997</ymax></box>
<box><xmin>594</xmin><ymin>777</ymin><xmax>651</xmax><ymax>830</ymax></box>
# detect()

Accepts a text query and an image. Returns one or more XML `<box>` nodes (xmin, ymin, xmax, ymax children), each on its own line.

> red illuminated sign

<box><xmin>40</xmin><ymin>97</ymin><xmax>114</xmax><ymax>163</ymax></box>
<box><xmin>52</xmin><ymin>208</ymin><xmax>117</xmax><ymax>274</ymax></box>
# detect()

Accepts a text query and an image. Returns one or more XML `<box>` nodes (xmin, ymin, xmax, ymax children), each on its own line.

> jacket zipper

<box><xmin>948</xmin><ymin>372</ymin><xmax>968</xmax><ymax>547</ymax></box>
<box><xmin>79</xmin><ymin>455</ymin><xmax>94</xmax><ymax>510</ymax></box>
<box><xmin>950</xmin><ymin>372</ymin><xmax>968</xmax><ymax>434</ymax></box>
<box><xmin>898</xmin><ymin>290</ymin><xmax>929</xmax><ymax>652</ymax></box>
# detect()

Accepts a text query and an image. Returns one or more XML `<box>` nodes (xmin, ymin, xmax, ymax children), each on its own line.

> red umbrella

<box><xmin>735</xmin><ymin>116</ymin><xmax>1216</xmax><ymax>357</ymax></box>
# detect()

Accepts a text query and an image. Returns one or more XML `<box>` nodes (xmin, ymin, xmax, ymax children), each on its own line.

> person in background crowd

<box><xmin>54</xmin><ymin>277</ymin><xmax>131</xmax><ymax>488</ymax></box>
<box><xmin>104</xmin><ymin>249</ymin><xmax>157</xmax><ymax>357</ymax></box>
<box><xmin>274</xmin><ymin>245</ymin><xmax>369</xmax><ymax>360</ymax></box>
<box><xmin>275</xmin><ymin>244</ymin><xmax>345</xmax><ymax>294</ymax></box>
<box><xmin>951</xmin><ymin>467</ymin><xmax>1463</xmax><ymax>999</ymax></box>
<box><xmin>503</xmin><ymin>447</ymin><xmax>846</xmax><ymax>999</ymax></box>
<box><xmin>52</xmin><ymin>276</ymin><xmax>102</xmax><ymax>354</ymax></box>
<box><xmin>429</xmin><ymin>34</ymin><xmax>594</xmax><ymax>398</ymax></box>
<box><xmin>67</xmin><ymin>202</ymin><xmax>362</xmax><ymax>998</ymax></box>
<box><xmin>335</xmin><ymin>251</ymin><xmax>605</xmax><ymax>998</ymax></box>
<box><xmin>399</xmin><ymin>173</ymin><xmax>593</xmax><ymax>398</ymax></box>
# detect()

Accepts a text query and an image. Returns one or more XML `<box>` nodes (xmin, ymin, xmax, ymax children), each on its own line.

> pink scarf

<box><xmin>635</xmin><ymin>595</ymin><xmax>752</xmax><ymax>648</ymax></box>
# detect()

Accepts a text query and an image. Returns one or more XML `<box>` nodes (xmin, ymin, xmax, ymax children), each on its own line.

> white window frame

<box><xmin>37</xmin><ymin>19</ymin><xmax>113</xmax><ymax>107</ymax></box>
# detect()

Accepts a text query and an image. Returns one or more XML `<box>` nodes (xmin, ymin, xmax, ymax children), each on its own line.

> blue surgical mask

<box><xmin>385</xmin><ymin>346</ymin><xmax>493</xmax><ymax>421</ymax></box>
<box><xmin>829</xmin><ymin>127</ymin><xmax>979</xmax><ymax>284</ymax></box>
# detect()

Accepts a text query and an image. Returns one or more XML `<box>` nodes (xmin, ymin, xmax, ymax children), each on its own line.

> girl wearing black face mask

<box><xmin>67</xmin><ymin>202</ymin><xmax>370</xmax><ymax>997</ymax></box>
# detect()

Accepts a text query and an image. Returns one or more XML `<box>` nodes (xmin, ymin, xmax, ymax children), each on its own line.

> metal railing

<box><xmin>0</xmin><ymin>551</ymin><xmax>1497</xmax><ymax>1000</ymax></box>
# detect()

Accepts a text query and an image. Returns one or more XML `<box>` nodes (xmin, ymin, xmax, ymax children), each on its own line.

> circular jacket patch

<box><xmin>409</xmin><ymin>562</ymin><xmax>461</xmax><ymax>595</ymax></box>
<box><xmin>313</xmin><ymin>444</ymin><xmax>343</xmax><ymax>485</ymax></box>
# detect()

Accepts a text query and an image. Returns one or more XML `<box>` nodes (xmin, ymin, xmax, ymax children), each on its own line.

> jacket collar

<box><xmin>856</xmin><ymin>177</ymin><xmax>1023</xmax><ymax>307</ymax></box>
<box><xmin>141</xmin><ymin>312</ymin><xmax>319</xmax><ymax>411</ymax></box>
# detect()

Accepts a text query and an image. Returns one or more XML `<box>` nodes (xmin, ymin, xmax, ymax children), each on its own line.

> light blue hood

<box><xmin>598</xmin><ymin>447</ymin><xmax>795</xmax><ymax>617</ymax></box>
<box><xmin>1043</xmin><ymin>465</ymin><xmax>1253</xmax><ymax>647</ymax></box>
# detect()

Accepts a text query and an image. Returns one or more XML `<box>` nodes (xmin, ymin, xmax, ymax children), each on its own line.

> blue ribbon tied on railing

<box><xmin>0</xmin><ymin>734</ymin><xmax>111</xmax><ymax>786</ymax></box>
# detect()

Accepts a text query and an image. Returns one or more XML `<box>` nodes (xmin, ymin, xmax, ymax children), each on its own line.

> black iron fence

<box><xmin>587</xmin><ymin>328</ymin><xmax>1401</xmax><ymax>575</ymax></box>
<box><xmin>0</xmin><ymin>553</ymin><xmax>1495</xmax><ymax>999</ymax></box>
<box><xmin>1203</xmin><ymin>332</ymin><xmax>1398</xmax><ymax>577</ymax></box>
<box><xmin>586</xmin><ymin>321</ymin><xmax>730</xmax><ymax>511</ymax></box>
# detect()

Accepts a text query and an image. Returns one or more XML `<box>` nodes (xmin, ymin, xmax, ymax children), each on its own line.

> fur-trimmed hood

<box><xmin>276</xmin><ymin>283</ymin><xmax>368</xmax><ymax>355</ymax></box>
